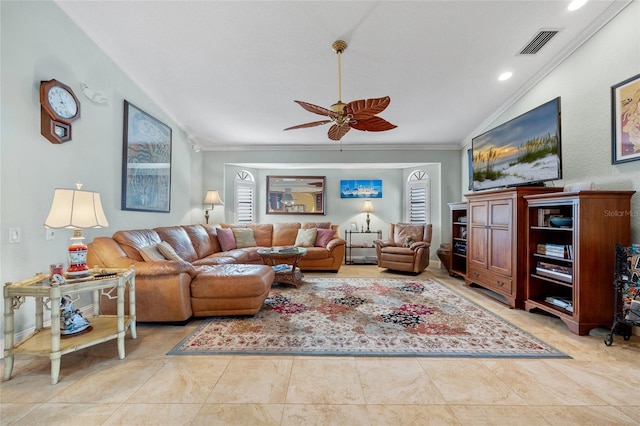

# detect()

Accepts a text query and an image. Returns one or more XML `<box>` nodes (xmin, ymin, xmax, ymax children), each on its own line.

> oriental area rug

<box><xmin>168</xmin><ymin>277</ymin><xmax>568</xmax><ymax>358</ymax></box>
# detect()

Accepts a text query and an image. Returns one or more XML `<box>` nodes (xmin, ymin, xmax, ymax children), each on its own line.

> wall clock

<box><xmin>40</xmin><ymin>79</ymin><xmax>81</xmax><ymax>144</ymax></box>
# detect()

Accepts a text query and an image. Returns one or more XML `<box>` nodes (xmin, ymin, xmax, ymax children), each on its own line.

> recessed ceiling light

<box><xmin>498</xmin><ymin>72</ymin><xmax>513</xmax><ymax>81</ymax></box>
<box><xmin>568</xmin><ymin>0</ymin><xmax>588</xmax><ymax>11</ymax></box>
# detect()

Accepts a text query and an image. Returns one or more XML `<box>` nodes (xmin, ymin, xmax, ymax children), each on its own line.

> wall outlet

<box><xmin>46</xmin><ymin>228</ymin><xmax>56</xmax><ymax>240</ymax></box>
<box><xmin>9</xmin><ymin>227</ymin><xmax>21</xmax><ymax>243</ymax></box>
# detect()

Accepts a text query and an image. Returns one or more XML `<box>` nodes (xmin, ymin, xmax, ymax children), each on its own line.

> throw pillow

<box><xmin>139</xmin><ymin>244</ymin><xmax>165</xmax><ymax>262</ymax></box>
<box><xmin>315</xmin><ymin>228</ymin><xmax>335</xmax><ymax>248</ymax></box>
<box><xmin>157</xmin><ymin>241</ymin><xmax>184</xmax><ymax>262</ymax></box>
<box><xmin>232</xmin><ymin>227</ymin><xmax>257</xmax><ymax>248</ymax></box>
<box><xmin>216</xmin><ymin>227</ymin><xmax>237</xmax><ymax>251</ymax></box>
<box><xmin>294</xmin><ymin>228</ymin><xmax>317</xmax><ymax>247</ymax></box>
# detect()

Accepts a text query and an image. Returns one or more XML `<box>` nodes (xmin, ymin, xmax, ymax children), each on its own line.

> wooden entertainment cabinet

<box><xmin>523</xmin><ymin>190</ymin><xmax>634</xmax><ymax>335</ymax></box>
<box><xmin>464</xmin><ymin>187</ymin><xmax>562</xmax><ymax>308</ymax></box>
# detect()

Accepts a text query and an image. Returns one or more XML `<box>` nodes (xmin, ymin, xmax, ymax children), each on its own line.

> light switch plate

<box><xmin>9</xmin><ymin>227</ymin><xmax>21</xmax><ymax>243</ymax></box>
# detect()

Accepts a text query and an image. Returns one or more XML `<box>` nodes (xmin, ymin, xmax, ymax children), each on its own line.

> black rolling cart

<box><xmin>604</xmin><ymin>244</ymin><xmax>640</xmax><ymax>346</ymax></box>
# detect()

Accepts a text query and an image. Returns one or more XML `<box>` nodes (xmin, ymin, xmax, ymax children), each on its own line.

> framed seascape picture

<box><xmin>611</xmin><ymin>73</ymin><xmax>640</xmax><ymax>164</ymax></box>
<box><xmin>122</xmin><ymin>100</ymin><xmax>172</xmax><ymax>212</ymax></box>
<box><xmin>340</xmin><ymin>179</ymin><xmax>382</xmax><ymax>198</ymax></box>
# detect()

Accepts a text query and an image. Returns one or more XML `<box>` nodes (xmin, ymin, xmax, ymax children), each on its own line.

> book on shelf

<box><xmin>538</xmin><ymin>208</ymin><xmax>561</xmax><ymax>227</ymax></box>
<box><xmin>545</xmin><ymin>296</ymin><xmax>574</xmax><ymax>312</ymax></box>
<box><xmin>453</xmin><ymin>241</ymin><xmax>467</xmax><ymax>255</ymax></box>
<box><xmin>536</xmin><ymin>243</ymin><xmax>572</xmax><ymax>259</ymax></box>
<box><xmin>536</xmin><ymin>261</ymin><xmax>573</xmax><ymax>283</ymax></box>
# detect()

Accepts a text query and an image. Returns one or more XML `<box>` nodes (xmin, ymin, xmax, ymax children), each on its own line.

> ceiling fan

<box><xmin>284</xmin><ymin>40</ymin><xmax>397</xmax><ymax>141</ymax></box>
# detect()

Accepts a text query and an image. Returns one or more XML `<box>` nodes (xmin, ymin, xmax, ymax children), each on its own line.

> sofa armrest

<box><xmin>326</xmin><ymin>237</ymin><xmax>346</xmax><ymax>251</ymax></box>
<box><xmin>132</xmin><ymin>260</ymin><xmax>197</xmax><ymax>278</ymax></box>
<box><xmin>102</xmin><ymin>256</ymin><xmax>196</xmax><ymax>278</ymax></box>
<box><xmin>373</xmin><ymin>239</ymin><xmax>393</xmax><ymax>248</ymax></box>
<box><xmin>410</xmin><ymin>241</ymin><xmax>429</xmax><ymax>250</ymax></box>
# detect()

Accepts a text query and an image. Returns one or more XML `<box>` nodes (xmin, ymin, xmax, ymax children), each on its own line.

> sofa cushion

<box><xmin>247</xmin><ymin>224</ymin><xmax>273</xmax><ymax>247</ymax></box>
<box><xmin>232</xmin><ymin>228</ymin><xmax>257</xmax><ymax>248</ymax></box>
<box><xmin>183</xmin><ymin>225</ymin><xmax>217</xmax><ymax>258</ymax></box>
<box><xmin>315</xmin><ymin>228</ymin><xmax>335</xmax><ymax>248</ymax></box>
<box><xmin>155</xmin><ymin>226</ymin><xmax>199</xmax><ymax>262</ymax></box>
<box><xmin>113</xmin><ymin>229</ymin><xmax>162</xmax><ymax>261</ymax></box>
<box><xmin>300</xmin><ymin>247</ymin><xmax>331</xmax><ymax>260</ymax></box>
<box><xmin>393</xmin><ymin>224</ymin><xmax>426</xmax><ymax>247</ymax></box>
<box><xmin>139</xmin><ymin>244</ymin><xmax>165</xmax><ymax>262</ymax></box>
<box><xmin>192</xmin><ymin>254</ymin><xmax>238</xmax><ymax>266</ymax></box>
<box><xmin>295</xmin><ymin>228</ymin><xmax>317</xmax><ymax>247</ymax></box>
<box><xmin>217</xmin><ymin>228</ymin><xmax>236</xmax><ymax>251</ymax></box>
<box><xmin>157</xmin><ymin>241</ymin><xmax>185</xmax><ymax>262</ymax></box>
<box><xmin>272</xmin><ymin>223</ymin><xmax>301</xmax><ymax>247</ymax></box>
<box><xmin>202</xmin><ymin>225</ymin><xmax>222</xmax><ymax>253</ymax></box>
<box><xmin>302</xmin><ymin>222</ymin><xmax>331</xmax><ymax>229</ymax></box>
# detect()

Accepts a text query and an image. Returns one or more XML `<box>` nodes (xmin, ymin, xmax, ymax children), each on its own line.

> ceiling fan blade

<box><xmin>350</xmin><ymin>116</ymin><xmax>397</xmax><ymax>132</ymax></box>
<box><xmin>284</xmin><ymin>120</ymin><xmax>332</xmax><ymax>131</ymax></box>
<box><xmin>344</xmin><ymin>96</ymin><xmax>391</xmax><ymax>119</ymax></box>
<box><xmin>294</xmin><ymin>100</ymin><xmax>338</xmax><ymax>118</ymax></box>
<box><xmin>328</xmin><ymin>124</ymin><xmax>350</xmax><ymax>141</ymax></box>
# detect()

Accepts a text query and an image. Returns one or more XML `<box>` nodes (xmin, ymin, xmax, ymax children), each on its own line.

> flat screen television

<box><xmin>471</xmin><ymin>97</ymin><xmax>562</xmax><ymax>191</ymax></box>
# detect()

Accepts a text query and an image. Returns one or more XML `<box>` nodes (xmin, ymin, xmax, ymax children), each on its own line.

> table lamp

<box><xmin>203</xmin><ymin>190</ymin><xmax>224</xmax><ymax>224</ymax></box>
<box><xmin>361</xmin><ymin>200</ymin><xmax>374</xmax><ymax>232</ymax></box>
<box><xmin>44</xmin><ymin>183</ymin><xmax>109</xmax><ymax>277</ymax></box>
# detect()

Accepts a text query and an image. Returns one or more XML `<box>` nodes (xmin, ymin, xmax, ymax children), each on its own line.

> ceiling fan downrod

<box><xmin>331</xmin><ymin>40</ymin><xmax>347</xmax><ymax>114</ymax></box>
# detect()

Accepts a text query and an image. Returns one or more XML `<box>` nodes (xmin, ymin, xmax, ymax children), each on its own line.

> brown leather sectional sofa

<box><xmin>87</xmin><ymin>222</ymin><xmax>345</xmax><ymax>322</ymax></box>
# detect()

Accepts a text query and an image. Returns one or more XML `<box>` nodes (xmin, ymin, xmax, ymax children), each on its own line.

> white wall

<box><xmin>461</xmin><ymin>1</ymin><xmax>640</xmax><ymax>241</ymax></box>
<box><xmin>1</xmin><ymin>1</ymin><xmax>202</xmax><ymax>335</ymax></box>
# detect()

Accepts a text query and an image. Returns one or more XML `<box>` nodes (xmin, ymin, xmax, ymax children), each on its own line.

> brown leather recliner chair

<box><xmin>374</xmin><ymin>223</ymin><xmax>432</xmax><ymax>274</ymax></box>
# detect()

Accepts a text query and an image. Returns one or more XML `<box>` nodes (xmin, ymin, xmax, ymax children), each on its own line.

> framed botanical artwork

<box><xmin>122</xmin><ymin>100</ymin><xmax>172</xmax><ymax>212</ymax></box>
<box><xmin>611</xmin><ymin>73</ymin><xmax>640</xmax><ymax>164</ymax></box>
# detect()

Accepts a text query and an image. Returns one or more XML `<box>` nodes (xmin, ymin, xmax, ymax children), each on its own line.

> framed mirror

<box><xmin>266</xmin><ymin>175</ymin><xmax>326</xmax><ymax>215</ymax></box>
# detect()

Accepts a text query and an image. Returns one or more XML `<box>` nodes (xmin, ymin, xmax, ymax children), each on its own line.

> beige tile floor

<box><xmin>1</xmin><ymin>265</ymin><xmax>639</xmax><ymax>425</ymax></box>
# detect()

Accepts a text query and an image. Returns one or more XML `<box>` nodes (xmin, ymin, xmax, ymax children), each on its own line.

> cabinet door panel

<box><xmin>469</xmin><ymin>226</ymin><xmax>487</xmax><ymax>268</ymax></box>
<box><xmin>469</xmin><ymin>203</ymin><xmax>487</xmax><ymax>225</ymax></box>
<box><xmin>488</xmin><ymin>227</ymin><xmax>512</xmax><ymax>275</ymax></box>
<box><xmin>489</xmin><ymin>200</ymin><xmax>512</xmax><ymax>227</ymax></box>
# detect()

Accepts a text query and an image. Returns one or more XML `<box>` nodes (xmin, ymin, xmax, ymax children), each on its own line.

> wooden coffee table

<box><xmin>257</xmin><ymin>247</ymin><xmax>307</xmax><ymax>288</ymax></box>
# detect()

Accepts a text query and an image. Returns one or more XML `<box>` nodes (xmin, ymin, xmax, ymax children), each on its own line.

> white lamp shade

<box><xmin>44</xmin><ymin>188</ymin><xmax>109</xmax><ymax>229</ymax></box>
<box><xmin>204</xmin><ymin>190</ymin><xmax>224</xmax><ymax>205</ymax></box>
<box><xmin>361</xmin><ymin>200</ymin><xmax>375</xmax><ymax>213</ymax></box>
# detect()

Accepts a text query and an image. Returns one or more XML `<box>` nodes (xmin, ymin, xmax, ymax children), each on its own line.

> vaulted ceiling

<box><xmin>55</xmin><ymin>0</ymin><xmax>631</xmax><ymax>151</ymax></box>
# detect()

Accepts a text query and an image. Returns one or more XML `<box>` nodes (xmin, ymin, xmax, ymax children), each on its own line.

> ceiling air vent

<box><xmin>519</xmin><ymin>29</ymin><xmax>560</xmax><ymax>55</ymax></box>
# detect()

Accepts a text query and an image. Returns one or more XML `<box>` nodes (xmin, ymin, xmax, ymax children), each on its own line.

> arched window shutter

<box><xmin>406</xmin><ymin>171</ymin><xmax>431</xmax><ymax>224</ymax></box>
<box><xmin>234</xmin><ymin>171</ymin><xmax>255</xmax><ymax>224</ymax></box>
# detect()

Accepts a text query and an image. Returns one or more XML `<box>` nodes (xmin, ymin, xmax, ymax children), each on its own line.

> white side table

<box><xmin>3</xmin><ymin>267</ymin><xmax>136</xmax><ymax>384</ymax></box>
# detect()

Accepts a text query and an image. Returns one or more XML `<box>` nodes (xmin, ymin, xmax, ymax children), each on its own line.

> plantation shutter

<box><xmin>409</xmin><ymin>185</ymin><xmax>427</xmax><ymax>223</ymax></box>
<box><xmin>234</xmin><ymin>170</ymin><xmax>255</xmax><ymax>224</ymax></box>
<box><xmin>406</xmin><ymin>171</ymin><xmax>431</xmax><ymax>224</ymax></box>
